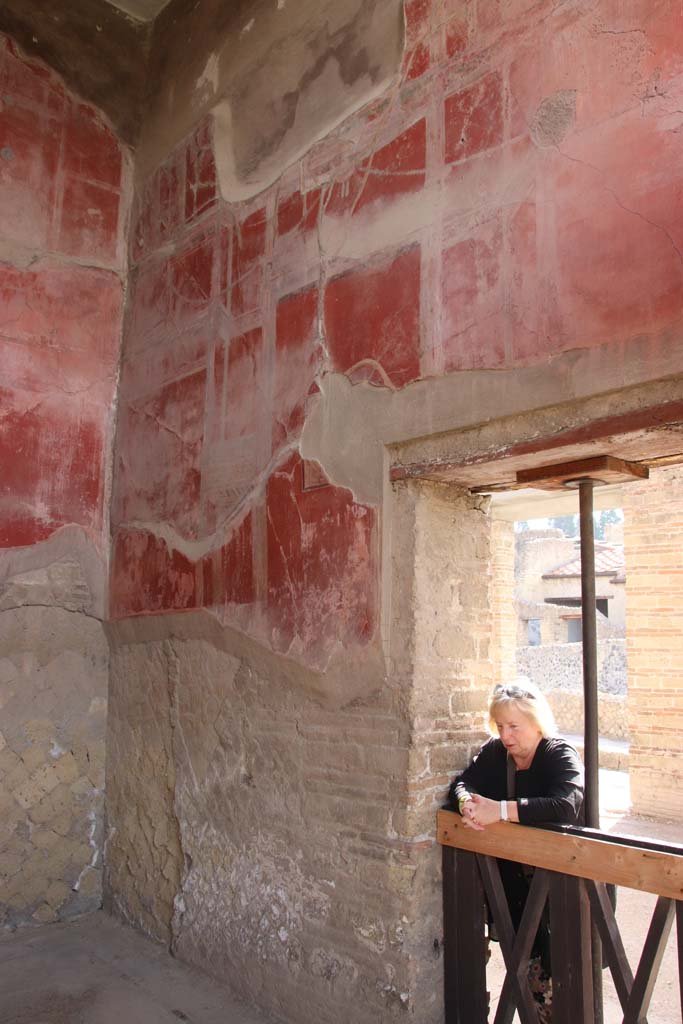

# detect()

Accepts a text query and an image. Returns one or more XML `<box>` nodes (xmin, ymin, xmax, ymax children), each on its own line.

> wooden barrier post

<box><xmin>442</xmin><ymin>846</ymin><xmax>488</xmax><ymax>1024</ymax></box>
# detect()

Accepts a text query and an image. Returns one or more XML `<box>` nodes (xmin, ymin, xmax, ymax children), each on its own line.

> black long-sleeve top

<box><xmin>449</xmin><ymin>736</ymin><xmax>584</xmax><ymax>825</ymax></box>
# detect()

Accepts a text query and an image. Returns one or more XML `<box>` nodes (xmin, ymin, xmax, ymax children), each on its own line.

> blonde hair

<box><xmin>488</xmin><ymin>678</ymin><xmax>557</xmax><ymax>738</ymax></box>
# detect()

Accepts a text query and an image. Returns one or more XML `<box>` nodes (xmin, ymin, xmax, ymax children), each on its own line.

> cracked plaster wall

<box><xmin>105</xmin><ymin>632</ymin><xmax>414</xmax><ymax>1021</ymax></box>
<box><xmin>114</xmin><ymin>0</ymin><xmax>683</xmax><ymax>648</ymax></box>
<box><xmin>106</xmin><ymin>1</ymin><xmax>683</xmax><ymax>1020</ymax></box>
<box><xmin>2</xmin><ymin>0</ymin><xmax>679</xmax><ymax>1014</ymax></box>
<box><xmin>0</xmin><ymin>34</ymin><xmax>131</xmax><ymax>926</ymax></box>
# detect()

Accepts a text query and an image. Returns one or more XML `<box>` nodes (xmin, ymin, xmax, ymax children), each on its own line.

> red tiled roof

<box><xmin>542</xmin><ymin>544</ymin><xmax>625</xmax><ymax>579</ymax></box>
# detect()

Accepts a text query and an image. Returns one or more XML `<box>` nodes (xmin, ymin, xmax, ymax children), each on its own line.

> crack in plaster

<box><xmin>556</xmin><ymin>146</ymin><xmax>683</xmax><ymax>267</ymax></box>
<box><xmin>130</xmin><ymin>402</ymin><xmax>200</xmax><ymax>448</ymax></box>
<box><xmin>0</xmin><ymin>526</ymin><xmax>106</xmax><ymax>618</ymax></box>
<box><xmin>0</xmin><ymin>602</ymin><xmax>101</xmax><ymax>622</ymax></box>
<box><xmin>164</xmin><ymin>638</ymin><xmax>187</xmax><ymax>950</ymax></box>
<box><xmin>115</xmin><ymin>440</ymin><xmax>301</xmax><ymax>561</ymax></box>
<box><xmin>72</xmin><ymin>805</ymin><xmax>102</xmax><ymax>891</ymax></box>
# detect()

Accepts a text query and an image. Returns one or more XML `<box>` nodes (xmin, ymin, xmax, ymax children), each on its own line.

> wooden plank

<box><xmin>585</xmin><ymin>880</ymin><xmax>634</xmax><ymax>1011</ymax></box>
<box><xmin>442</xmin><ymin>847</ymin><xmax>488</xmax><ymax>1024</ymax></box>
<box><xmin>480</xmin><ymin>861</ymin><xmax>550</xmax><ymax>1024</ymax></box>
<box><xmin>477</xmin><ymin>856</ymin><xmax>539</xmax><ymax>1024</ymax></box>
<box><xmin>442</xmin><ymin>845</ymin><xmax>458</xmax><ymax>1024</ymax></box>
<box><xmin>515</xmin><ymin>455</ymin><xmax>648</xmax><ymax>490</ymax></box>
<box><xmin>549</xmin><ymin>874</ymin><xmax>593</xmax><ymax>1024</ymax></box>
<box><xmin>623</xmin><ymin>897</ymin><xmax>675</xmax><ymax>1024</ymax></box>
<box><xmin>437</xmin><ymin>812</ymin><xmax>683</xmax><ymax>901</ymax></box>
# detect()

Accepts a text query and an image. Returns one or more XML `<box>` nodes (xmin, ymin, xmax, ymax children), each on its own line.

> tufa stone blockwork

<box><xmin>0</xmin><ymin>608</ymin><xmax>108</xmax><ymax>928</ymax></box>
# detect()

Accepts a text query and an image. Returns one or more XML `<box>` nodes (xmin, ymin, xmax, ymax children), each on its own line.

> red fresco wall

<box><xmin>111</xmin><ymin>1</ymin><xmax>683</xmax><ymax>664</ymax></box>
<box><xmin>0</xmin><ymin>34</ymin><xmax>127</xmax><ymax>551</ymax></box>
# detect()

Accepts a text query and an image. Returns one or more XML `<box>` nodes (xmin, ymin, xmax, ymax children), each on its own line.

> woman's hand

<box><xmin>462</xmin><ymin>794</ymin><xmax>502</xmax><ymax>829</ymax></box>
<box><xmin>461</xmin><ymin>798</ymin><xmax>485</xmax><ymax>831</ymax></box>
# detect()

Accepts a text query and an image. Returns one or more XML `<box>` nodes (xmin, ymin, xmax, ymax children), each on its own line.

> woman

<box><xmin>448</xmin><ymin>680</ymin><xmax>584</xmax><ymax>1022</ymax></box>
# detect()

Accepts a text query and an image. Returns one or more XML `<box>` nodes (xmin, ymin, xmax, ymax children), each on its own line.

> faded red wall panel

<box><xmin>185</xmin><ymin>120</ymin><xmax>217</xmax><ymax>224</ymax></box>
<box><xmin>0</xmin><ymin>33</ymin><xmax>127</xmax><ymax>554</ymax></box>
<box><xmin>354</xmin><ymin>120</ymin><xmax>427</xmax><ymax>214</ymax></box>
<box><xmin>171</xmin><ymin>228</ymin><xmax>217</xmax><ymax>327</ymax></box>
<box><xmin>0</xmin><ymin>35</ymin><xmax>125</xmax><ymax>267</ymax></box>
<box><xmin>0</xmin><ymin>391</ymin><xmax>103</xmax><ymax>548</ymax></box>
<box><xmin>441</xmin><ymin>213</ymin><xmax>506</xmax><ymax>371</ymax></box>
<box><xmin>110</xmin><ymin>529</ymin><xmax>197</xmax><ymax>616</ymax></box>
<box><xmin>215</xmin><ymin>327</ymin><xmax>266</xmax><ymax>443</ymax></box>
<box><xmin>324</xmin><ymin>246</ymin><xmax>421</xmax><ymax>388</ymax></box>
<box><xmin>201</xmin><ymin>514</ymin><xmax>254</xmax><ymax>608</ymax></box>
<box><xmin>110</xmin><ymin>0</ymin><xmax>683</xmax><ymax>663</ymax></box>
<box><xmin>444</xmin><ymin>72</ymin><xmax>504</xmax><ymax>165</ymax></box>
<box><xmin>110</xmin><ymin>515</ymin><xmax>254</xmax><ymax>618</ymax></box>
<box><xmin>113</xmin><ymin>368</ymin><xmax>206</xmax><ymax>541</ymax></box>
<box><xmin>273</xmin><ymin>286</ymin><xmax>321</xmax><ymax>451</ymax></box>
<box><xmin>266</xmin><ymin>454</ymin><xmax>376</xmax><ymax>656</ymax></box>
<box><xmin>230</xmin><ymin>207</ymin><xmax>266</xmax><ymax>317</ymax></box>
<box><xmin>0</xmin><ymin>262</ymin><xmax>124</xmax><ymax>549</ymax></box>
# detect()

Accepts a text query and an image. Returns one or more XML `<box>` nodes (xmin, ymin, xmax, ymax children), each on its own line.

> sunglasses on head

<box><xmin>493</xmin><ymin>684</ymin><xmax>536</xmax><ymax>700</ymax></box>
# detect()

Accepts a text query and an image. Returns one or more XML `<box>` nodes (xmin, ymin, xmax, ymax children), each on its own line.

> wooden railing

<box><xmin>438</xmin><ymin>810</ymin><xmax>683</xmax><ymax>1024</ymax></box>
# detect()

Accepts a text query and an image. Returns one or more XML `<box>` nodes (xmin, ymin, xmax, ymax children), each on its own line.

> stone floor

<box><xmin>0</xmin><ymin>911</ymin><xmax>269</xmax><ymax>1024</ymax></box>
<box><xmin>1</xmin><ymin>770</ymin><xmax>680</xmax><ymax>1024</ymax></box>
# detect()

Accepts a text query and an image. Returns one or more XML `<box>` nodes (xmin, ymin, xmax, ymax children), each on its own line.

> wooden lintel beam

<box><xmin>515</xmin><ymin>455</ymin><xmax>649</xmax><ymax>490</ymax></box>
<box><xmin>437</xmin><ymin>811</ymin><xmax>683</xmax><ymax>901</ymax></box>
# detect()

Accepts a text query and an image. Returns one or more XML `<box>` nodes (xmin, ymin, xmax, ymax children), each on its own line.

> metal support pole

<box><xmin>579</xmin><ymin>479</ymin><xmax>599</xmax><ymax>828</ymax></box>
<box><xmin>578</xmin><ymin>478</ymin><xmax>603</xmax><ymax>1023</ymax></box>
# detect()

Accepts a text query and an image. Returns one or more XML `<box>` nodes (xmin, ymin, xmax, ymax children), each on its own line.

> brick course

<box><xmin>623</xmin><ymin>465</ymin><xmax>683</xmax><ymax>820</ymax></box>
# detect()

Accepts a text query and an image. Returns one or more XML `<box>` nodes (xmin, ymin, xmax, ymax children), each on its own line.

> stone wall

<box><xmin>0</xmin><ymin>608</ymin><xmax>108</xmax><ymax>927</ymax></box>
<box><xmin>106</xmin><ymin>623</ymin><xmax>413</xmax><ymax>1023</ymax></box>
<box><xmin>546</xmin><ymin>689</ymin><xmax>628</xmax><ymax>742</ymax></box>
<box><xmin>0</xmin><ymin>34</ymin><xmax>129</xmax><ymax>927</ymax></box>
<box><xmin>517</xmin><ymin>639</ymin><xmax>627</xmax><ymax>696</ymax></box>
<box><xmin>623</xmin><ymin>465</ymin><xmax>683</xmax><ymax>820</ymax></box>
<box><xmin>104</xmin><ymin>481</ymin><xmax>494</xmax><ymax>1024</ymax></box>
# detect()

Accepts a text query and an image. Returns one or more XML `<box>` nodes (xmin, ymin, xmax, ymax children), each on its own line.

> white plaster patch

<box><xmin>72</xmin><ymin>804</ymin><xmax>101</xmax><ymax>891</ymax></box>
<box><xmin>197</xmin><ymin>52</ymin><xmax>220</xmax><ymax>96</ymax></box>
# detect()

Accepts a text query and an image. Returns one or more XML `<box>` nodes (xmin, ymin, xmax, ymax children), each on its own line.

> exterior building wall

<box><xmin>623</xmin><ymin>465</ymin><xmax>683</xmax><ymax>820</ymax></box>
<box><xmin>517</xmin><ymin>638</ymin><xmax>627</xmax><ymax>698</ymax></box>
<box><xmin>516</xmin><ymin>533</ymin><xmax>577</xmax><ymax>603</ymax></box>
<box><xmin>0</xmin><ymin>34</ymin><xmax>130</xmax><ymax>927</ymax></box>
<box><xmin>491</xmin><ymin>520</ymin><xmax>517</xmax><ymax>687</ymax></box>
<box><xmin>546</xmin><ymin>689</ymin><xmax>628</xmax><ymax>742</ymax></box>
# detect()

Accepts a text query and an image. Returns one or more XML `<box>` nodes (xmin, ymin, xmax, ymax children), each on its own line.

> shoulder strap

<box><xmin>506</xmin><ymin>754</ymin><xmax>516</xmax><ymax>799</ymax></box>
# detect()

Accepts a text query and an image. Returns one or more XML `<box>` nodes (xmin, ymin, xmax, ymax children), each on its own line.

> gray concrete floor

<box><xmin>0</xmin><ymin>912</ymin><xmax>270</xmax><ymax>1024</ymax></box>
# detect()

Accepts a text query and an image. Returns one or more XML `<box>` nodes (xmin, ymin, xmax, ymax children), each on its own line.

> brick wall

<box><xmin>491</xmin><ymin>520</ymin><xmax>517</xmax><ymax>687</ymax></box>
<box><xmin>623</xmin><ymin>465</ymin><xmax>683</xmax><ymax>820</ymax></box>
